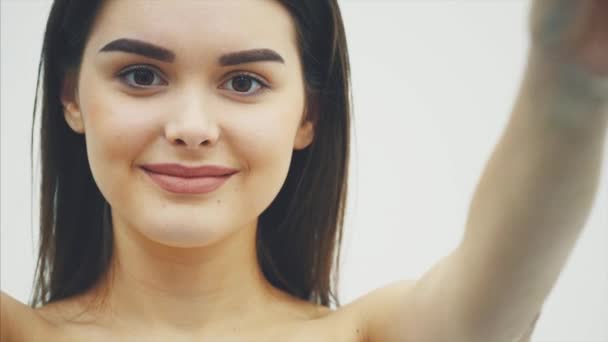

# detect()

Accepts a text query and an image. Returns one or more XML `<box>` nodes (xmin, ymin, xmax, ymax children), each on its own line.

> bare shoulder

<box><xmin>1</xmin><ymin>291</ymin><xmax>55</xmax><ymax>341</ymax></box>
<box><xmin>1</xmin><ymin>291</ymin><xmax>104</xmax><ymax>342</ymax></box>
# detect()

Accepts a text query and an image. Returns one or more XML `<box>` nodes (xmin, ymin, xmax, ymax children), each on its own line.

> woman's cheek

<box><xmin>84</xmin><ymin>104</ymin><xmax>158</xmax><ymax>200</ymax></box>
<box><xmin>88</xmin><ymin>110</ymin><xmax>147</xmax><ymax>160</ymax></box>
<box><xmin>235</xmin><ymin>113</ymin><xmax>294</xmax><ymax>162</ymax></box>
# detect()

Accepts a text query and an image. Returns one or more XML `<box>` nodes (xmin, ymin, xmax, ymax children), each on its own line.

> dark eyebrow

<box><xmin>98</xmin><ymin>38</ymin><xmax>285</xmax><ymax>66</ymax></box>
<box><xmin>99</xmin><ymin>38</ymin><xmax>175</xmax><ymax>62</ymax></box>
<box><xmin>218</xmin><ymin>49</ymin><xmax>284</xmax><ymax>66</ymax></box>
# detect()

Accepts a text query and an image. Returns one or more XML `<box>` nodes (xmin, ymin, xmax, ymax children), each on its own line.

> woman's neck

<box><xmin>80</xmin><ymin>216</ymin><xmax>292</xmax><ymax>334</ymax></box>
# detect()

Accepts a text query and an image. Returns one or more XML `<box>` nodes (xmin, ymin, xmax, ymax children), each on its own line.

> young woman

<box><xmin>2</xmin><ymin>0</ymin><xmax>606</xmax><ymax>341</ymax></box>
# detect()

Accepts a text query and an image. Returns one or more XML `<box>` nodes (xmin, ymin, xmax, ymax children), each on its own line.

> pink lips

<box><xmin>140</xmin><ymin>163</ymin><xmax>238</xmax><ymax>194</ymax></box>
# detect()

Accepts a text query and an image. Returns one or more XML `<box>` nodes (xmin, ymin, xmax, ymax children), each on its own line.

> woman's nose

<box><xmin>164</xmin><ymin>100</ymin><xmax>220</xmax><ymax>149</ymax></box>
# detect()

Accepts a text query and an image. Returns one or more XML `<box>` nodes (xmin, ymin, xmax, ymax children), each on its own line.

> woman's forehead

<box><xmin>86</xmin><ymin>0</ymin><xmax>299</xmax><ymax>64</ymax></box>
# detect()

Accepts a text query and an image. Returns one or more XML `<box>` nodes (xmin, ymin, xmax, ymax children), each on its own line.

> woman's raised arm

<box><xmin>361</xmin><ymin>1</ymin><xmax>608</xmax><ymax>341</ymax></box>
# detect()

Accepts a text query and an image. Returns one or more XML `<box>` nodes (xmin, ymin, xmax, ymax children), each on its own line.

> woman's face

<box><xmin>61</xmin><ymin>0</ymin><xmax>314</xmax><ymax>247</ymax></box>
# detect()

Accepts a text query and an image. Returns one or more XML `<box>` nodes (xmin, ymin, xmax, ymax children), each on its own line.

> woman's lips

<box><xmin>142</xmin><ymin>168</ymin><xmax>234</xmax><ymax>194</ymax></box>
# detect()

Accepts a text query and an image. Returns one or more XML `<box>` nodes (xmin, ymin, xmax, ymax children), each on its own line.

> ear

<box><xmin>293</xmin><ymin>119</ymin><xmax>314</xmax><ymax>150</ymax></box>
<box><xmin>60</xmin><ymin>70</ymin><xmax>85</xmax><ymax>134</ymax></box>
<box><xmin>293</xmin><ymin>95</ymin><xmax>318</xmax><ymax>150</ymax></box>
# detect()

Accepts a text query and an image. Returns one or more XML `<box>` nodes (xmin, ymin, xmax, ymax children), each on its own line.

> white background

<box><xmin>1</xmin><ymin>1</ymin><xmax>607</xmax><ymax>341</ymax></box>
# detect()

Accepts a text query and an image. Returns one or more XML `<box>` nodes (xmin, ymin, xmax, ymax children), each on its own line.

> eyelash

<box><xmin>116</xmin><ymin>64</ymin><xmax>270</xmax><ymax>97</ymax></box>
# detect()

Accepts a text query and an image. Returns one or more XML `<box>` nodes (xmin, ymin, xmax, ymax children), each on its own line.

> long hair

<box><xmin>30</xmin><ymin>0</ymin><xmax>351</xmax><ymax>310</ymax></box>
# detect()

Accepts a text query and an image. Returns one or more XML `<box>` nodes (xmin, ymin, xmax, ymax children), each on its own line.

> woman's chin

<box><xmin>132</xmin><ymin>221</ymin><xmax>237</xmax><ymax>249</ymax></box>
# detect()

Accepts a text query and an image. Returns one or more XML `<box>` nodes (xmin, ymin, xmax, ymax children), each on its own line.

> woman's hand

<box><xmin>530</xmin><ymin>0</ymin><xmax>608</xmax><ymax>77</ymax></box>
<box><xmin>526</xmin><ymin>0</ymin><xmax>608</xmax><ymax>129</ymax></box>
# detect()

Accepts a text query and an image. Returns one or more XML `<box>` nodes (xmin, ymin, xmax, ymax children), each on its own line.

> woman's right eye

<box><xmin>117</xmin><ymin>65</ymin><xmax>167</xmax><ymax>89</ymax></box>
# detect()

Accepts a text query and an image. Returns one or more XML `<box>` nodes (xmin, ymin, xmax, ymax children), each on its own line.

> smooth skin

<box><xmin>2</xmin><ymin>0</ymin><xmax>607</xmax><ymax>341</ymax></box>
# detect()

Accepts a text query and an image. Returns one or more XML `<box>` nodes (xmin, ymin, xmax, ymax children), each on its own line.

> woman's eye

<box><xmin>118</xmin><ymin>65</ymin><xmax>166</xmax><ymax>89</ymax></box>
<box><xmin>222</xmin><ymin>74</ymin><xmax>268</xmax><ymax>96</ymax></box>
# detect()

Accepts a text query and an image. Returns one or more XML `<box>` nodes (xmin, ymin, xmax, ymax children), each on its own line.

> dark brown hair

<box><xmin>30</xmin><ymin>0</ymin><xmax>351</xmax><ymax>310</ymax></box>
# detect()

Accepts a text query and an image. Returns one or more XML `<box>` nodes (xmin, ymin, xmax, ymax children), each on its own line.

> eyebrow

<box><xmin>98</xmin><ymin>38</ymin><xmax>285</xmax><ymax>66</ymax></box>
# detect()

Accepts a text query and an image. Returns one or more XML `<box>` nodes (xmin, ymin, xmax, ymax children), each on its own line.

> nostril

<box><xmin>172</xmin><ymin>137</ymin><xmax>212</xmax><ymax>147</ymax></box>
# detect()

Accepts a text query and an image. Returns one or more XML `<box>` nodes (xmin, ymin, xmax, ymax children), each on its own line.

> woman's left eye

<box><xmin>221</xmin><ymin>74</ymin><xmax>269</xmax><ymax>97</ymax></box>
<box><xmin>118</xmin><ymin>65</ymin><xmax>166</xmax><ymax>89</ymax></box>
